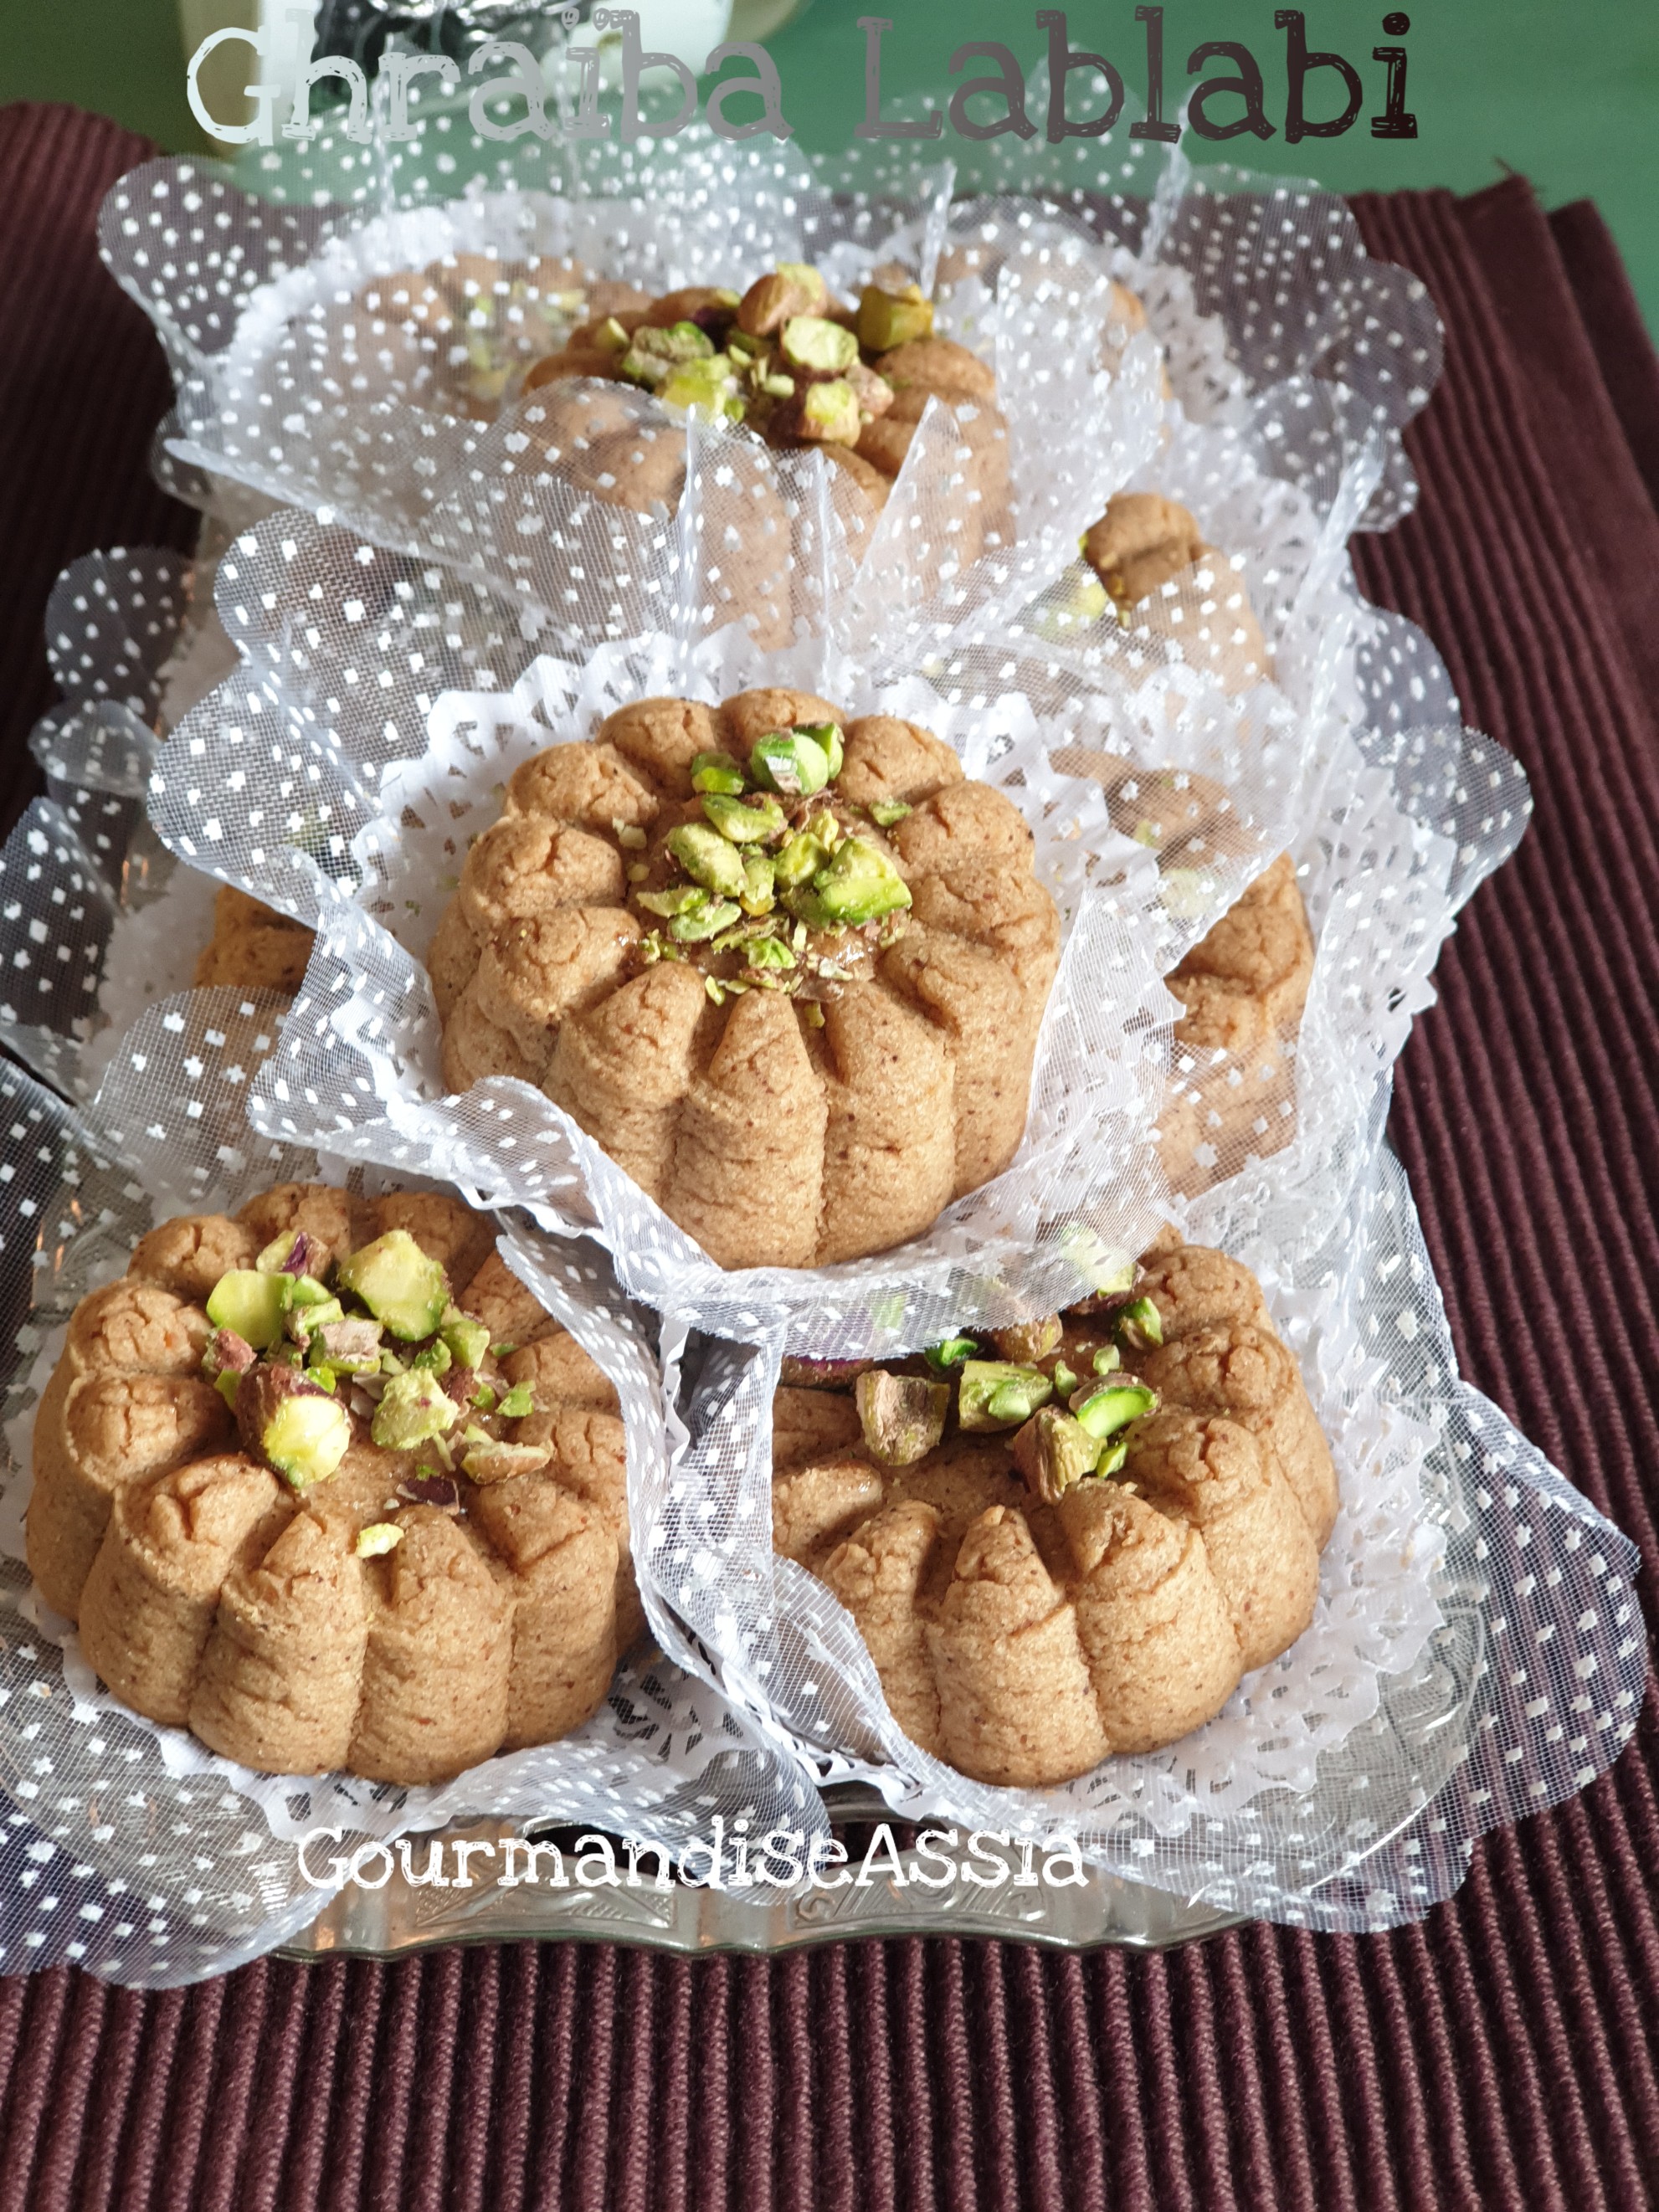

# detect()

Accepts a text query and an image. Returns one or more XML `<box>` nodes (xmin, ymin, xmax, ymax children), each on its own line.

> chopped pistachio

<box><xmin>781</xmin><ymin>314</ymin><xmax>859</xmax><ymax>374</ymax></box>
<box><xmin>214</xmin><ymin>1368</ymin><xmax>241</xmax><ymax>1413</ymax></box>
<box><xmin>1097</xmin><ymin>1438</ymin><xmax>1129</xmax><ymax>1478</ymax></box>
<box><xmin>671</xmin><ymin>899</ymin><xmax>742</xmax><ymax>942</ymax></box>
<box><xmin>666</xmin><ymin>822</ymin><xmax>747</xmax><ymax>900</ymax></box>
<box><xmin>1092</xmin><ymin>1343</ymin><xmax>1122</xmax><ymax>1375</ymax></box>
<box><xmin>254</xmin><ymin>1227</ymin><xmax>327</xmax><ymax>1278</ymax></box>
<box><xmin>471</xmin><ymin>1383</ymin><xmax>497</xmax><ymax>1413</ymax></box>
<box><xmin>802</xmin><ymin>1001</ymin><xmax>825</xmax><ymax>1028</ymax></box>
<box><xmin>205</xmin><ymin>1270</ymin><xmax>288</xmax><ymax>1352</ymax></box>
<box><xmin>620</xmin><ymin>319</ymin><xmax>714</xmax><ymax>385</ymax></box>
<box><xmin>773</xmin><ymin>830</ymin><xmax>826</xmax><ymax>888</ymax></box>
<box><xmin>1058</xmin><ymin>1225</ymin><xmax>1137</xmax><ymax>1296</ymax></box>
<box><xmin>750</xmin><ymin>729</ymin><xmax>832</xmax><ymax>798</ymax></box>
<box><xmin>1011</xmin><ymin>1406</ymin><xmax>1103</xmax><ymax>1506</ymax></box>
<box><xmin>797</xmin><ymin>721</ymin><xmax>844</xmax><ymax>778</ymax></box>
<box><xmin>637</xmin><ymin>884</ymin><xmax>711</xmax><ymax>918</ymax></box>
<box><xmin>691</xmin><ymin>750</ymin><xmax>747</xmax><ymax>795</ymax></box>
<box><xmin>991</xmin><ymin>1315</ymin><xmax>1063</xmax><ymax>1365</ymax></box>
<box><xmin>498</xmin><ymin>1383</ymin><xmax>534</xmax><ymax>1419</ymax></box>
<box><xmin>490</xmin><ymin>1342</ymin><xmax>519</xmax><ymax>1359</ymax></box>
<box><xmin>702</xmin><ymin>792</ymin><xmax>788</xmax><ymax>843</ymax></box>
<box><xmin>798</xmin><ymin>378</ymin><xmax>861</xmax><ymax>445</ymax></box>
<box><xmin>660</xmin><ymin>354</ymin><xmax>743</xmax><ymax>420</ymax></box>
<box><xmin>746</xmin><ymin>935</ymin><xmax>796</xmax><ymax>972</ymax></box>
<box><xmin>371</xmin><ymin>1367</ymin><xmax>460</xmax><ymax>1450</ymax></box>
<box><xmin>439</xmin><ymin>1308</ymin><xmax>490</xmax><ymax>1371</ymax></box>
<box><xmin>923</xmin><ymin>1334</ymin><xmax>978</xmax><ymax>1372</ymax></box>
<box><xmin>462</xmin><ymin>1438</ymin><xmax>553</xmax><ymax>1485</ymax></box>
<box><xmin>786</xmin><ymin>836</ymin><xmax>912</xmax><ymax>930</ymax></box>
<box><xmin>236</xmin><ymin>1367</ymin><xmax>352</xmax><ymax>1491</ymax></box>
<box><xmin>355</xmin><ymin>1522</ymin><xmax>403</xmax><ymax>1558</ymax></box>
<box><xmin>1050</xmin><ymin>1359</ymin><xmax>1079</xmax><ymax>1398</ymax></box>
<box><xmin>855</xmin><ymin>1370</ymin><xmax>950</xmax><ymax>1467</ymax></box>
<box><xmin>1069</xmin><ymin>1377</ymin><xmax>1158</xmax><ymax>1440</ymax></box>
<box><xmin>412</xmin><ymin>1337</ymin><xmax>453</xmax><ymax>1375</ymax></box>
<box><xmin>868</xmin><ymin>799</ymin><xmax>912</xmax><ymax>828</ymax></box>
<box><xmin>594</xmin><ymin>316</ymin><xmax>629</xmax><ymax>354</ymax></box>
<box><xmin>762</xmin><ymin>372</ymin><xmax>796</xmax><ymax>398</ymax></box>
<box><xmin>706</xmin><ymin>976</ymin><xmax>726</xmax><ymax>1004</ymax></box>
<box><xmin>614</xmin><ymin>821</ymin><xmax>648</xmax><ymax>849</ymax></box>
<box><xmin>338</xmin><ymin>1230</ymin><xmax>450</xmax><ymax>1342</ymax></box>
<box><xmin>857</xmin><ymin>282</ymin><xmax>934</xmax><ymax>352</ymax></box>
<box><xmin>739</xmin><ymin>850</ymin><xmax>776</xmax><ymax>914</ymax></box>
<box><xmin>284</xmin><ymin>1293</ymin><xmax>343</xmax><ymax>1350</ymax></box>
<box><xmin>958</xmin><ymin>1360</ymin><xmax>1054</xmax><ymax>1431</ymax></box>
<box><xmin>1114</xmin><ymin>1295</ymin><xmax>1164</xmax><ymax>1352</ymax></box>
<box><xmin>626</xmin><ymin>864</ymin><xmax>650</xmax><ymax>885</ymax></box>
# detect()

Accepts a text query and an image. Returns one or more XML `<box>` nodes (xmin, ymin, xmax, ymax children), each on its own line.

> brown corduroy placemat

<box><xmin>0</xmin><ymin>105</ymin><xmax>1654</xmax><ymax>2212</ymax></box>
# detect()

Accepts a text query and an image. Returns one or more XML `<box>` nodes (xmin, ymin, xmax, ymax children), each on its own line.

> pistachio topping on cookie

<box><xmin>198</xmin><ymin>1231</ymin><xmax>537</xmax><ymax>1496</ymax></box>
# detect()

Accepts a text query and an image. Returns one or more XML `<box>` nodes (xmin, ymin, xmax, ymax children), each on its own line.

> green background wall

<box><xmin>4</xmin><ymin>1</ymin><xmax>1655</xmax><ymax>330</ymax></box>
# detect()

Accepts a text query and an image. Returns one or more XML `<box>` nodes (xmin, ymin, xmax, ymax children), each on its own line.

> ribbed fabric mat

<box><xmin>0</xmin><ymin>105</ymin><xmax>1654</xmax><ymax>2212</ymax></box>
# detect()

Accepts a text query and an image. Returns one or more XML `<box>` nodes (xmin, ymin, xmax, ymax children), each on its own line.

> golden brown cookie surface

<box><xmin>773</xmin><ymin>1236</ymin><xmax>1333</xmax><ymax>1786</ymax></box>
<box><xmin>433</xmin><ymin>691</ymin><xmax>1061</xmax><ymax>1270</ymax></box>
<box><xmin>28</xmin><ymin>1183</ymin><xmax>640</xmax><ymax>1784</ymax></box>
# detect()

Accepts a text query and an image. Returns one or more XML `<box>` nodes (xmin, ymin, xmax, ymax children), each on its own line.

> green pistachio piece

<box><xmin>1097</xmin><ymin>1438</ymin><xmax>1130</xmax><ymax>1478</ymax></box>
<box><xmin>497</xmin><ymin>1383</ymin><xmax>535</xmax><ymax>1419</ymax></box>
<box><xmin>284</xmin><ymin>1294</ymin><xmax>344</xmax><ymax>1349</ymax></box>
<box><xmin>855</xmin><ymin>1369</ymin><xmax>950</xmax><ymax>1468</ymax></box>
<box><xmin>957</xmin><ymin>1361</ymin><xmax>1054</xmax><ymax>1432</ymax></box>
<box><xmin>214</xmin><ymin>1368</ymin><xmax>241</xmax><ymax>1413</ymax></box>
<box><xmin>868</xmin><ymin>799</ymin><xmax>912</xmax><ymax>828</ymax></box>
<box><xmin>1050</xmin><ymin>1359</ymin><xmax>1079</xmax><ymax>1397</ymax></box>
<box><xmin>670</xmin><ymin>899</ymin><xmax>742</xmax><ymax>942</ymax></box>
<box><xmin>337</xmin><ymin>1229</ymin><xmax>450</xmax><ymax>1342</ymax></box>
<box><xmin>773</xmin><ymin>831</ymin><xmax>826</xmax><ymax>888</ymax></box>
<box><xmin>283</xmin><ymin>1274</ymin><xmax>336</xmax><ymax>1310</ymax></box>
<box><xmin>1092</xmin><ymin>1343</ymin><xmax>1122</xmax><ymax>1375</ymax></box>
<box><xmin>593</xmin><ymin>316</ymin><xmax>629</xmax><ymax>355</ymax></box>
<box><xmin>371</xmin><ymin>1366</ymin><xmax>460</xmax><ymax>1450</ymax></box>
<box><xmin>636</xmin><ymin>885</ymin><xmax>711</xmax><ymax>918</ymax></box>
<box><xmin>745</xmin><ymin>935</ymin><xmax>796</xmax><ymax>972</ymax></box>
<box><xmin>777</xmin><ymin>262</ymin><xmax>829</xmax><ymax>306</ymax></box>
<box><xmin>439</xmin><ymin>1308</ymin><xmax>491</xmax><ymax>1371</ymax></box>
<box><xmin>462</xmin><ymin>1439</ymin><xmax>553</xmax><ymax>1485</ymax></box>
<box><xmin>355</xmin><ymin>1522</ymin><xmax>403</xmax><ymax>1558</ymax></box>
<box><xmin>795</xmin><ymin>721</ymin><xmax>843</xmax><ymax>778</ymax></box>
<box><xmin>205</xmin><ymin>1270</ymin><xmax>288</xmax><ymax>1352</ymax></box>
<box><xmin>1114</xmin><ymin>1296</ymin><xmax>1164</xmax><ymax>1352</ymax></box>
<box><xmin>413</xmin><ymin>1338</ymin><xmax>453</xmax><ymax>1375</ymax></box>
<box><xmin>762</xmin><ymin>372</ymin><xmax>796</xmax><ymax>398</ymax></box>
<box><xmin>236</xmin><ymin>1366</ymin><xmax>352</xmax><ymax>1491</ymax></box>
<box><xmin>798</xmin><ymin>377</ymin><xmax>861</xmax><ymax>445</ymax></box>
<box><xmin>750</xmin><ymin>730</ymin><xmax>832</xmax><ymax>798</ymax></box>
<box><xmin>702</xmin><ymin>792</ymin><xmax>788</xmax><ymax>843</ymax></box>
<box><xmin>1011</xmin><ymin>1406</ymin><xmax>1103</xmax><ymax>1506</ymax></box>
<box><xmin>786</xmin><ymin>836</ymin><xmax>912</xmax><ymax>931</ymax></box>
<box><xmin>666</xmin><ymin>823</ymin><xmax>747</xmax><ymax>901</ymax></box>
<box><xmin>739</xmin><ymin>850</ymin><xmax>776</xmax><ymax>914</ymax></box>
<box><xmin>780</xmin><ymin>314</ymin><xmax>859</xmax><ymax>374</ymax></box>
<box><xmin>309</xmin><ymin>1317</ymin><xmax>380</xmax><ymax>1376</ymax></box>
<box><xmin>620</xmin><ymin>320</ymin><xmax>715</xmax><ymax>385</ymax></box>
<box><xmin>660</xmin><ymin>354</ymin><xmax>743</xmax><ymax>420</ymax></box>
<box><xmin>1069</xmin><ymin>1378</ymin><xmax>1158</xmax><ymax>1440</ymax></box>
<box><xmin>691</xmin><ymin>750</ymin><xmax>747</xmax><ymax>795</ymax></box>
<box><xmin>991</xmin><ymin>1316</ymin><xmax>1063</xmax><ymax>1366</ymax></box>
<box><xmin>1058</xmin><ymin>1226</ymin><xmax>1137</xmax><ymax>1296</ymax></box>
<box><xmin>924</xmin><ymin>1334</ymin><xmax>978</xmax><ymax>1372</ymax></box>
<box><xmin>857</xmin><ymin>283</ymin><xmax>934</xmax><ymax>353</ymax></box>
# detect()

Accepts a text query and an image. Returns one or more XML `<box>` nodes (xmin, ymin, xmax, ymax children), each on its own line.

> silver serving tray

<box><xmin>277</xmin><ymin>1786</ymin><xmax>1245</xmax><ymax>1960</ymax></box>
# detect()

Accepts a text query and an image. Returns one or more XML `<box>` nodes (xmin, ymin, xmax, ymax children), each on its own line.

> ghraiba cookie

<box><xmin>430</xmin><ymin>687</ymin><xmax>1062</xmax><ymax>1270</ymax></box>
<box><xmin>1081</xmin><ymin>490</ymin><xmax>1272</xmax><ymax>695</ymax></box>
<box><xmin>192</xmin><ymin>885</ymin><xmax>316</xmax><ymax>996</ymax></box>
<box><xmin>521</xmin><ymin>259</ymin><xmax>1008</xmax><ymax>535</ymax></box>
<box><xmin>28</xmin><ymin>1182</ymin><xmax>639</xmax><ymax>1786</ymax></box>
<box><xmin>771</xmin><ymin>1232</ymin><xmax>1335</xmax><ymax>1789</ymax></box>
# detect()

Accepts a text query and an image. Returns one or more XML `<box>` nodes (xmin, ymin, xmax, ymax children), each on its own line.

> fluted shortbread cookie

<box><xmin>29</xmin><ymin>1182</ymin><xmax>639</xmax><ymax>1785</ymax></box>
<box><xmin>523</xmin><ymin>259</ymin><xmax>1007</xmax><ymax>531</ymax></box>
<box><xmin>431</xmin><ymin>688</ymin><xmax>1061</xmax><ymax>1270</ymax></box>
<box><xmin>772</xmin><ymin>1233</ymin><xmax>1333</xmax><ymax>1788</ymax></box>
<box><xmin>1082</xmin><ymin>490</ymin><xmax>1272</xmax><ymax>695</ymax></box>
<box><xmin>192</xmin><ymin>886</ymin><xmax>316</xmax><ymax>996</ymax></box>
